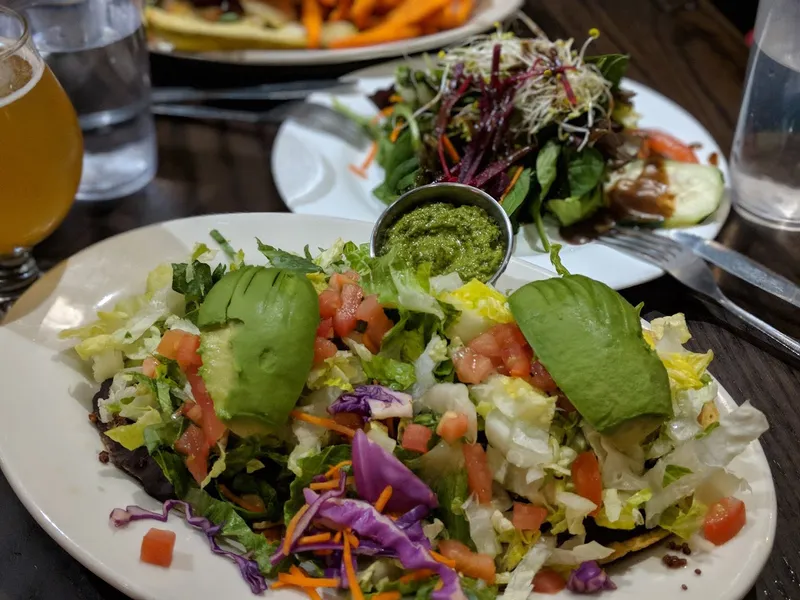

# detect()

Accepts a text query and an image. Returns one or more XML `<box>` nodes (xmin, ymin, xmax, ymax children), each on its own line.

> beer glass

<box><xmin>0</xmin><ymin>6</ymin><xmax>83</xmax><ymax>307</ymax></box>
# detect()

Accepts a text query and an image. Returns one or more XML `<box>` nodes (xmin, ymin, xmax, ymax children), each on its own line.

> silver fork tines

<box><xmin>599</xmin><ymin>228</ymin><xmax>800</xmax><ymax>359</ymax></box>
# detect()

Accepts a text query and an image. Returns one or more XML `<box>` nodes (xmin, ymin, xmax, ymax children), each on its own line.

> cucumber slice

<box><xmin>604</xmin><ymin>160</ymin><xmax>724</xmax><ymax>227</ymax></box>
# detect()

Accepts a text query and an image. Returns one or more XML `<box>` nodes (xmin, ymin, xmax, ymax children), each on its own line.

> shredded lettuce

<box><xmin>548</xmin><ymin>539</ymin><xmax>614</xmax><ymax>565</ymax></box>
<box><xmin>306</xmin><ymin>351</ymin><xmax>365</xmax><ymax>392</ymax></box>
<box><xmin>442</xmin><ymin>280</ymin><xmax>513</xmax><ymax>343</ymax></box>
<box><xmin>201</xmin><ymin>442</ymin><xmax>228</xmax><ymax>488</ymax></box>
<box><xmin>417</xmin><ymin>383</ymin><xmax>478</xmax><ymax>442</ymax></box>
<box><xmin>594</xmin><ymin>488</ymin><xmax>652</xmax><ymax>530</ymax></box>
<box><xmin>500</xmin><ymin>537</ymin><xmax>553</xmax><ymax>600</ymax></box>
<box><xmin>104</xmin><ymin>407</ymin><xmax>163</xmax><ymax>451</ymax></box>
<box><xmin>555</xmin><ymin>491</ymin><xmax>597</xmax><ymax>535</ymax></box>
<box><xmin>462</xmin><ymin>494</ymin><xmax>500</xmax><ymax>557</ymax></box>
<box><xmin>410</xmin><ymin>335</ymin><xmax>449</xmax><ymax>398</ymax></box>
<box><xmin>659</xmin><ymin>496</ymin><xmax>708</xmax><ymax>539</ymax></box>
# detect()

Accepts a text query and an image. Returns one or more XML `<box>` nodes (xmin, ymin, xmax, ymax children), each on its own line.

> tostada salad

<box><xmin>63</xmin><ymin>233</ymin><xmax>767</xmax><ymax>598</ymax></box>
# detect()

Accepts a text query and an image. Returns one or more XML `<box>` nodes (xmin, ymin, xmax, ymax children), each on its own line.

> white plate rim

<box><xmin>0</xmin><ymin>213</ymin><xmax>773</xmax><ymax>600</ymax></box>
<box><xmin>148</xmin><ymin>0</ymin><xmax>523</xmax><ymax>66</ymax></box>
<box><xmin>272</xmin><ymin>65</ymin><xmax>731</xmax><ymax>290</ymax></box>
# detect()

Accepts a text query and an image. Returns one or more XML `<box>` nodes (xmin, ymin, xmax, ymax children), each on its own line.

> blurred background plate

<box><xmin>148</xmin><ymin>0</ymin><xmax>523</xmax><ymax>65</ymax></box>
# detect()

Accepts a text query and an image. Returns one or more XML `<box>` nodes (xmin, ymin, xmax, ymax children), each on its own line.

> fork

<box><xmin>150</xmin><ymin>102</ymin><xmax>371</xmax><ymax>150</ymax></box>
<box><xmin>599</xmin><ymin>228</ymin><xmax>800</xmax><ymax>360</ymax></box>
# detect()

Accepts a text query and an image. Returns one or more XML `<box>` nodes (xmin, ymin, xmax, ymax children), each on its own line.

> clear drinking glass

<box><xmin>731</xmin><ymin>0</ymin><xmax>800</xmax><ymax>231</ymax></box>
<box><xmin>20</xmin><ymin>0</ymin><xmax>157</xmax><ymax>201</ymax></box>
<box><xmin>0</xmin><ymin>6</ymin><xmax>83</xmax><ymax>308</ymax></box>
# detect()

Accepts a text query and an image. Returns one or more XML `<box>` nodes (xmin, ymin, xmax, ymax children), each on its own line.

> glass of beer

<box><xmin>0</xmin><ymin>6</ymin><xmax>83</xmax><ymax>308</ymax></box>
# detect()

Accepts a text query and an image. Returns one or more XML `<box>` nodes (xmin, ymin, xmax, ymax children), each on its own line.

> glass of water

<box><xmin>731</xmin><ymin>0</ymin><xmax>800</xmax><ymax>231</ymax></box>
<box><xmin>20</xmin><ymin>0</ymin><xmax>157</xmax><ymax>201</ymax></box>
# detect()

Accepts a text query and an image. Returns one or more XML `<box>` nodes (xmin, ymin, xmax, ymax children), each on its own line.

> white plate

<box><xmin>0</xmin><ymin>213</ymin><xmax>772</xmax><ymax>600</ymax></box>
<box><xmin>149</xmin><ymin>0</ymin><xmax>523</xmax><ymax>65</ymax></box>
<box><xmin>273</xmin><ymin>62</ymin><xmax>731</xmax><ymax>290</ymax></box>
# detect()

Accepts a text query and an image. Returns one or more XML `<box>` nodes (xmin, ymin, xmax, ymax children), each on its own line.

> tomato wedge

<box><xmin>438</xmin><ymin>539</ymin><xmax>496</xmax><ymax>584</ymax></box>
<box><xmin>512</xmin><ymin>502</ymin><xmax>548</xmax><ymax>531</ymax></box>
<box><xmin>175</xmin><ymin>333</ymin><xmax>202</xmax><ymax>372</ymax></box>
<box><xmin>316</xmin><ymin>318</ymin><xmax>334</xmax><ymax>339</ymax></box>
<box><xmin>333</xmin><ymin>283</ymin><xmax>364</xmax><ymax>338</ymax></box>
<box><xmin>186</xmin><ymin>371</ymin><xmax>226</xmax><ymax>445</ymax></box>
<box><xmin>140</xmin><ymin>528</ymin><xmax>176</xmax><ymax>568</ymax></box>
<box><xmin>532</xmin><ymin>568</ymin><xmax>567</xmax><ymax>594</ymax></box>
<box><xmin>703</xmin><ymin>497</ymin><xmax>746</xmax><ymax>545</ymax></box>
<box><xmin>174</xmin><ymin>424</ymin><xmax>209</xmax><ymax>484</ymax></box>
<box><xmin>437</xmin><ymin>413</ymin><xmax>469</xmax><ymax>444</ymax></box>
<box><xmin>638</xmin><ymin>129</ymin><xmax>699</xmax><ymax>163</ymax></box>
<box><xmin>156</xmin><ymin>329</ymin><xmax>187</xmax><ymax>360</ymax></box>
<box><xmin>314</xmin><ymin>337</ymin><xmax>338</xmax><ymax>365</ymax></box>
<box><xmin>468</xmin><ymin>330</ymin><xmax>502</xmax><ymax>359</ymax></box>
<box><xmin>463</xmin><ymin>443</ymin><xmax>493</xmax><ymax>505</ymax></box>
<box><xmin>318</xmin><ymin>289</ymin><xmax>341</xmax><ymax>319</ymax></box>
<box><xmin>571</xmin><ymin>451</ymin><xmax>603</xmax><ymax>516</ymax></box>
<box><xmin>401</xmin><ymin>424</ymin><xmax>433</xmax><ymax>454</ymax></box>
<box><xmin>142</xmin><ymin>356</ymin><xmax>159</xmax><ymax>378</ymax></box>
<box><xmin>357</xmin><ymin>294</ymin><xmax>393</xmax><ymax>349</ymax></box>
<box><xmin>452</xmin><ymin>347</ymin><xmax>495</xmax><ymax>384</ymax></box>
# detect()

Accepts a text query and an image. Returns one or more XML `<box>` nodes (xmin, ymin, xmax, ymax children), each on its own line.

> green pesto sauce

<box><xmin>383</xmin><ymin>203</ymin><xmax>504</xmax><ymax>282</ymax></box>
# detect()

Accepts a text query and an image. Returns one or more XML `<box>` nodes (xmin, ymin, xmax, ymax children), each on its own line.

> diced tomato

<box><xmin>316</xmin><ymin>318</ymin><xmax>334</xmax><ymax>339</ymax></box>
<box><xmin>186</xmin><ymin>371</ymin><xmax>226</xmax><ymax>445</ymax></box>
<box><xmin>175</xmin><ymin>424</ymin><xmax>210</xmax><ymax>484</ymax></box>
<box><xmin>530</xmin><ymin>360</ymin><xmax>559</xmax><ymax>394</ymax></box>
<box><xmin>512</xmin><ymin>502</ymin><xmax>549</xmax><ymax>531</ymax></box>
<box><xmin>156</xmin><ymin>329</ymin><xmax>188</xmax><ymax>360</ymax></box>
<box><xmin>703</xmin><ymin>497</ymin><xmax>746</xmax><ymax>545</ymax></box>
<box><xmin>501</xmin><ymin>344</ymin><xmax>533</xmax><ymax>378</ymax></box>
<box><xmin>332</xmin><ymin>411</ymin><xmax>366</xmax><ymax>432</ymax></box>
<box><xmin>401</xmin><ymin>424</ymin><xmax>433</xmax><ymax>454</ymax></box>
<box><xmin>532</xmin><ymin>568</ymin><xmax>567</xmax><ymax>594</ymax></box>
<box><xmin>357</xmin><ymin>295</ymin><xmax>394</xmax><ymax>349</ymax></box>
<box><xmin>638</xmin><ymin>129</ymin><xmax>699</xmax><ymax>163</ymax></box>
<box><xmin>463</xmin><ymin>443</ymin><xmax>493</xmax><ymax>505</ymax></box>
<box><xmin>436</xmin><ymin>412</ymin><xmax>469</xmax><ymax>444</ymax></box>
<box><xmin>333</xmin><ymin>283</ymin><xmax>364</xmax><ymax>338</ymax></box>
<box><xmin>329</xmin><ymin>271</ymin><xmax>360</xmax><ymax>291</ymax></box>
<box><xmin>140</xmin><ymin>528</ymin><xmax>176</xmax><ymax>568</ymax></box>
<box><xmin>181</xmin><ymin>401</ymin><xmax>204</xmax><ymax>425</ymax></box>
<box><xmin>318</xmin><ymin>289</ymin><xmax>341</xmax><ymax>319</ymax></box>
<box><xmin>452</xmin><ymin>347</ymin><xmax>495</xmax><ymax>384</ymax></box>
<box><xmin>468</xmin><ymin>330</ymin><xmax>503</xmax><ymax>358</ymax></box>
<box><xmin>142</xmin><ymin>356</ymin><xmax>159</xmax><ymax>378</ymax></box>
<box><xmin>314</xmin><ymin>337</ymin><xmax>338</xmax><ymax>365</ymax></box>
<box><xmin>572</xmin><ymin>451</ymin><xmax>603</xmax><ymax>516</ymax></box>
<box><xmin>438</xmin><ymin>539</ymin><xmax>496</xmax><ymax>584</ymax></box>
<box><xmin>175</xmin><ymin>333</ymin><xmax>202</xmax><ymax>372</ymax></box>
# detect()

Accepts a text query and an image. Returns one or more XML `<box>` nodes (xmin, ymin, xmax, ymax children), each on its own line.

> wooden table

<box><xmin>3</xmin><ymin>1</ymin><xmax>798</xmax><ymax>598</ymax></box>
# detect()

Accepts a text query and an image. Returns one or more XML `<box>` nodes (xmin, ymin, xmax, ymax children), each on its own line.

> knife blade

<box><xmin>666</xmin><ymin>230</ymin><xmax>800</xmax><ymax>309</ymax></box>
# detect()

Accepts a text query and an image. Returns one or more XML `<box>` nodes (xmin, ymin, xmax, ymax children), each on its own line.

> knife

<box><xmin>666</xmin><ymin>230</ymin><xmax>800</xmax><ymax>309</ymax></box>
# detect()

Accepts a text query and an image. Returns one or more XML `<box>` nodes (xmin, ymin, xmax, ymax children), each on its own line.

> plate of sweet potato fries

<box><xmin>145</xmin><ymin>0</ymin><xmax>523</xmax><ymax>64</ymax></box>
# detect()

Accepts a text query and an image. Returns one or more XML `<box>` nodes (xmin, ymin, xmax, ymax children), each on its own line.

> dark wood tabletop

<box><xmin>3</xmin><ymin>1</ymin><xmax>799</xmax><ymax>599</ymax></box>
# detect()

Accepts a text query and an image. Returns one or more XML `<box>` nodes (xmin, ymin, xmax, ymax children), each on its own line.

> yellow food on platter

<box><xmin>145</xmin><ymin>0</ymin><xmax>476</xmax><ymax>52</ymax></box>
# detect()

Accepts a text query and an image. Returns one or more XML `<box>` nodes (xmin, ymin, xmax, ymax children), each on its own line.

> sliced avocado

<box><xmin>604</xmin><ymin>160</ymin><xmax>724</xmax><ymax>227</ymax></box>
<box><xmin>197</xmin><ymin>266</ymin><xmax>318</xmax><ymax>435</ymax></box>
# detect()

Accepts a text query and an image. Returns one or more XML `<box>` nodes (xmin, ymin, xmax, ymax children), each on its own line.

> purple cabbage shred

<box><xmin>566</xmin><ymin>561</ymin><xmax>617</xmax><ymax>594</ymax></box>
<box><xmin>109</xmin><ymin>500</ymin><xmax>268</xmax><ymax>594</ymax></box>
<box><xmin>328</xmin><ymin>385</ymin><xmax>412</xmax><ymax>422</ymax></box>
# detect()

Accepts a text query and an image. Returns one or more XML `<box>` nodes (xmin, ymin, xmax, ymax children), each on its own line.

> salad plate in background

<box><xmin>0</xmin><ymin>213</ymin><xmax>773</xmax><ymax>600</ymax></box>
<box><xmin>272</xmin><ymin>33</ymin><xmax>731</xmax><ymax>290</ymax></box>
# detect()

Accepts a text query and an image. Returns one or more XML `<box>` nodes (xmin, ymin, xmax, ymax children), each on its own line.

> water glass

<box><xmin>0</xmin><ymin>6</ymin><xmax>83</xmax><ymax>307</ymax></box>
<box><xmin>730</xmin><ymin>0</ymin><xmax>800</xmax><ymax>231</ymax></box>
<box><xmin>21</xmin><ymin>0</ymin><xmax>157</xmax><ymax>201</ymax></box>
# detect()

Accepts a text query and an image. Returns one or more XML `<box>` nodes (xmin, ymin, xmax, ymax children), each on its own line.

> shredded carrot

<box><xmin>397</xmin><ymin>570</ymin><xmax>435</xmax><ymax>583</ymax></box>
<box><xmin>382</xmin><ymin>0</ymin><xmax>450</xmax><ymax>27</ymax></box>
<box><xmin>345</xmin><ymin>529</ymin><xmax>360</xmax><ymax>548</ymax></box>
<box><xmin>442</xmin><ymin>135</ymin><xmax>460</xmax><ymax>163</ymax></box>
<box><xmin>343</xmin><ymin>532</ymin><xmax>364</xmax><ymax>600</ymax></box>
<box><xmin>390</xmin><ymin>120</ymin><xmax>404</xmax><ymax>143</ymax></box>
<box><xmin>389</xmin><ymin>94</ymin><xmax>403</xmax><ymax>104</ymax></box>
<box><xmin>298</xmin><ymin>532</ymin><xmax>332</xmax><ymax>545</ymax></box>
<box><xmin>350</xmin><ymin>0</ymin><xmax>378</xmax><ymax>28</ymax></box>
<box><xmin>324</xmin><ymin>460</ymin><xmax>353</xmax><ymax>479</ymax></box>
<box><xmin>330</xmin><ymin>0</ymin><xmax>351</xmax><ymax>21</ymax></box>
<box><xmin>333</xmin><ymin>531</ymin><xmax>343</xmax><ymax>543</ymax></box>
<box><xmin>429</xmin><ymin>550</ymin><xmax>457</xmax><ymax>569</ymax></box>
<box><xmin>291</xmin><ymin>410</ymin><xmax>356</xmax><ymax>438</ymax></box>
<box><xmin>306</xmin><ymin>589</ymin><xmax>323</xmax><ymax>600</ymax></box>
<box><xmin>348</xmin><ymin>164</ymin><xmax>368</xmax><ymax>179</ymax></box>
<box><xmin>283</xmin><ymin>504</ymin><xmax>309</xmax><ymax>554</ymax></box>
<box><xmin>313</xmin><ymin>549</ymin><xmax>333</xmax><ymax>556</ymax></box>
<box><xmin>500</xmin><ymin>166</ymin><xmax>524</xmax><ymax>203</ymax></box>
<box><xmin>374</xmin><ymin>485</ymin><xmax>393</xmax><ymax>512</ymax></box>
<box><xmin>310</xmin><ymin>477</ymin><xmax>354</xmax><ymax>491</ymax></box>
<box><xmin>371</xmin><ymin>593</ymin><xmax>402</xmax><ymax>600</ymax></box>
<box><xmin>328</xmin><ymin>24</ymin><xmax>422</xmax><ymax>49</ymax></box>
<box><xmin>380</xmin><ymin>105</ymin><xmax>396</xmax><ymax>118</ymax></box>
<box><xmin>278</xmin><ymin>573</ymin><xmax>341</xmax><ymax>588</ymax></box>
<box><xmin>359</xmin><ymin>141</ymin><xmax>378</xmax><ymax>170</ymax></box>
<box><xmin>301</xmin><ymin>0</ymin><xmax>323</xmax><ymax>49</ymax></box>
